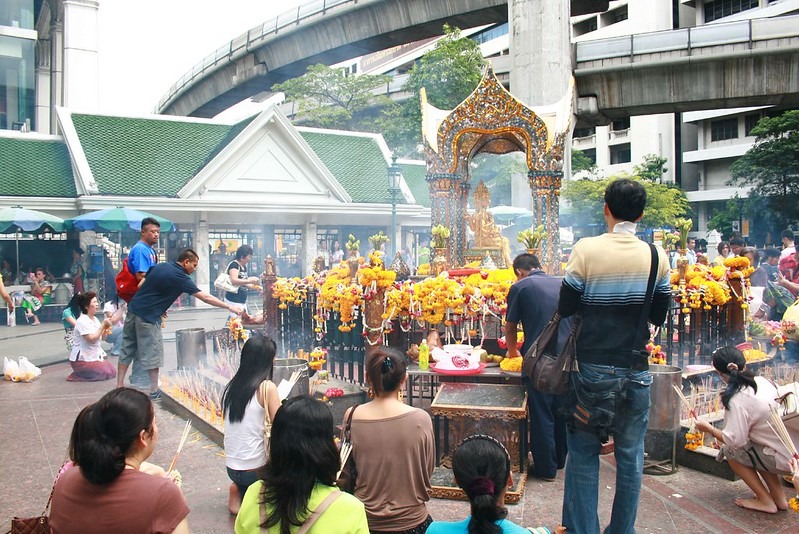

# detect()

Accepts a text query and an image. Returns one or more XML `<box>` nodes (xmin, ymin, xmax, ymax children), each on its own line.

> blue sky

<box><xmin>98</xmin><ymin>0</ymin><xmax>304</xmax><ymax>114</ymax></box>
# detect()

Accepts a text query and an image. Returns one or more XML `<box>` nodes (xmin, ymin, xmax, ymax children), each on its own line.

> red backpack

<box><xmin>115</xmin><ymin>258</ymin><xmax>139</xmax><ymax>303</ymax></box>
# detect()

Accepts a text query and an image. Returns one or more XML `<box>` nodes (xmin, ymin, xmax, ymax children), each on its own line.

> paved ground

<box><xmin>2</xmin><ymin>308</ymin><xmax>799</xmax><ymax>533</ymax></box>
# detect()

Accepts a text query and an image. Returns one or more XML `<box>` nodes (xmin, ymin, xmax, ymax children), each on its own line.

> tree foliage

<box><xmin>384</xmin><ymin>25</ymin><xmax>486</xmax><ymax>156</ymax></box>
<box><xmin>272</xmin><ymin>64</ymin><xmax>392</xmax><ymax>129</ymax></box>
<box><xmin>730</xmin><ymin>109</ymin><xmax>799</xmax><ymax>227</ymax></box>
<box><xmin>562</xmin><ymin>174</ymin><xmax>690</xmax><ymax>230</ymax></box>
<box><xmin>571</xmin><ymin>149</ymin><xmax>596</xmax><ymax>177</ymax></box>
<box><xmin>633</xmin><ymin>154</ymin><xmax>668</xmax><ymax>183</ymax></box>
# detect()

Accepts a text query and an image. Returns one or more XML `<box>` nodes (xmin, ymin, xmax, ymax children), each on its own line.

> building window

<box><xmin>710</xmin><ymin>118</ymin><xmax>739</xmax><ymax>141</ymax></box>
<box><xmin>583</xmin><ymin>148</ymin><xmax>596</xmax><ymax>164</ymax></box>
<box><xmin>0</xmin><ymin>35</ymin><xmax>35</xmax><ymax>131</ymax></box>
<box><xmin>0</xmin><ymin>0</ymin><xmax>34</xmax><ymax>30</ymax></box>
<box><xmin>704</xmin><ymin>0</ymin><xmax>759</xmax><ymax>23</ymax></box>
<box><xmin>573</xmin><ymin>17</ymin><xmax>598</xmax><ymax>37</ymax></box>
<box><xmin>744</xmin><ymin>113</ymin><xmax>762</xmax><ymax>136</ymax></box>
<box><xmin>573</xmin><ymin>127</ymin><xmax>594</xmax><ymax>139</ymax></box>
<box><xmin>611</xmin><ymin>117</ymin><xmax>630</xmax><ymax>131</ymax></box>
<box><xmin>610</xmin><ymin>143</ymin><xmax>631</xmax><ymax>164</ymax></box>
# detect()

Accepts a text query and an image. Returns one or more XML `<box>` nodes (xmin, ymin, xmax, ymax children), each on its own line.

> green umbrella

<box><xmin>0</xmin><ymin>206</ymin><xmax>66</xmax><ymax>276</ymax></box>
<box><xmin>65</xmin><ymin>207</ymin><xmax>175</xmax><ymax>232</ymax></box>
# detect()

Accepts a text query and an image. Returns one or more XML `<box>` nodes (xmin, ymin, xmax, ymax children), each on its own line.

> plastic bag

<box><xmin>3</xmin><ymin>356</ymin><xmax>42</xmax><ymax>382</ymax></box>
<box><xmin>783</xmin><ymin>299</ymin><xmax>799</xmax><ymax>341</ymax></box>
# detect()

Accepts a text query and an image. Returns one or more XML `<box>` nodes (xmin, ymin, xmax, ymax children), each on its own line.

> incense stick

<box><xmin>167</xmin><ymin>420</ymin><xmax>193</xmax><ymax>473</ymax></box>
<box><xmin>672</xmin><ymin>384</ymin><xmax>698</xmax><ymax>421</ymax></box>
<box><xmin>767</xmin><ymin>407</ymin><xmax>799</xmax><ymax>460</ymax></box>
<box><xmin>336</xmin><ymin>440</ymin><xmax>352</xmax><ymax>481</ymax></box>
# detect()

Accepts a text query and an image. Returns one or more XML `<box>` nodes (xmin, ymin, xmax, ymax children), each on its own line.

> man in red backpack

<box><xmin>119</xmin><ymin>217</ymin><xmax>160</xmax><ymax>388</ymax></box>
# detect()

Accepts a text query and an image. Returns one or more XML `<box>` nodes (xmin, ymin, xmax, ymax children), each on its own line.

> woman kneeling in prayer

<box><xmin>67</xmin><ymin>291</ymin><xmax>116</xmax><ymax>381</ymax></box>
<box><xmin>696</xmin><ymin>346</ymin><xmax>799</xmax><ymax>514</ymax></box>
<box><xmin>427</xmin><ymin>434</ymin><xmax>563</xmax><ymax>534</ymax></box>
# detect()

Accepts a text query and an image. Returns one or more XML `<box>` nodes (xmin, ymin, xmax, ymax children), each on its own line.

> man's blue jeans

<box><xmin>562</xmin><ymin>362</ymin><xmax>652</xmax><ymax>534</ymax></box>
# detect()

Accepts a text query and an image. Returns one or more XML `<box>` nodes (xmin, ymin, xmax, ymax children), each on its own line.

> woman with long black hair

<box><xmin>235</xmin><ymin>395</ymin><xmax>368</xmax><ymax>533</ymax></box>
<box><xmin>50</xmin><ymin>388</ymin><xmax>189</xmax><ymax>533</ymax></box>
<box><xmin>696</xmin><ymin>346</ymin><xmax>799</xmax><ymax>514</ymax></box>
<box><xmin>223</xmin><ymin>335</ymin><xmax>281</xmax><ymax>514</ymax></box>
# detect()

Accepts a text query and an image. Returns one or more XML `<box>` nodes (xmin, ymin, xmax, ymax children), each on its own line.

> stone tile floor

<box><xmin>2</xmin><ymin>309</ymin><xmax>799</xmax><ymax>532</ymax></box>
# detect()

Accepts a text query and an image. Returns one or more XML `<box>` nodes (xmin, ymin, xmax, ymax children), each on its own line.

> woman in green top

<box><xmin>235</xmin><ymin>395</ymin><xmax>368</xmax><ymax>534</ymax></box>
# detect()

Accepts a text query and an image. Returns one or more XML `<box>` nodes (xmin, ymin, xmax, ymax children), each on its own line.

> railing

<box><xmin>575</xmin><ymin>14</ymin><xmax>799</xmax><ymax>64</ymax></box>
<box><xmin>270</xmin><ymin>288</ymin><xmax>742</xmax><ymax>386</ymax></box>
<box><xmin>156</xmin><ymin>0</ymin><xmax>356</xmax><ymax>112</ymax></box>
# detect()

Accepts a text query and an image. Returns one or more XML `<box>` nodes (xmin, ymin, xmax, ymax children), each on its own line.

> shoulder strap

<box><xmin>296</xmin><ymin>490</ymin><xmax>343</xmax><ymax>534</ymax></box>
<box><xmin>344</xmin><ymin>404</ymin><xmax>358</xmax><ymax>441</ymax></box>
<box><xmin>261</xmin><ymin>381</ymin><xmax>271</xmax><ymax>426</ymax></box>
<box><xmin>631</xmin><ymin>244</ymin><xmax>659</xmax><ymax>365</ymax></box>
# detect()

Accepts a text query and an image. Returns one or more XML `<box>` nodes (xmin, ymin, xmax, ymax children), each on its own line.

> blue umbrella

<box><xmin>66</xmin><ymin>207</ymin><xmax>174</xmax><ymax>232</ymax></box>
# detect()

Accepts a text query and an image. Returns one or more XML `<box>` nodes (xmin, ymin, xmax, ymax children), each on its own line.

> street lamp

<box><xmin>387</xmin><ymin>156</ymin><xmax>402</xmax><ymax>258</ymax></box>
<box><xmin>736</xmin><ymin>197</ymin><xmax>745</xmax><ymax>239</ymax></box>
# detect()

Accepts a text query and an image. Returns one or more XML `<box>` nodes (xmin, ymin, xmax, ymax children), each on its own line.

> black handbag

<box><xmin>567</xmin><ymin>244</ymin><xmax>659</xmax><ymax>442</ymax></box>
<box><xmin>336</xmin><ymin>405</ymin><xmax>358</xmax><ymax>494</ymax></box>
<box><xmin>523</xmin><ymin>312</ymin><xmax>582</xmax><ymax>395</ymax></box>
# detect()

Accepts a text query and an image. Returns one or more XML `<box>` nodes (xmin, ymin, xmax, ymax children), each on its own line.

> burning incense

<box><xmin>167</xmin><ymin>420</ymin><xmax>193</xmax><ymax>473</ymax></box>
<box><xmin>672</xmin><ymin>384</ymin><xmax>698</xmax><ymax>421</ymax></box>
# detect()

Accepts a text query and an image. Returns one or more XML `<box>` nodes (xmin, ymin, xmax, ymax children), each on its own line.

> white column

<box><xmin>63</xmin><ymin>0</ymin><xmax>99</xmax><ymax>110</ymax></box>
<box><xmin>304</xmin><ymin>220</ymin><xmax>318</xmax><ymax>277</ymax></box>
<box><xmin>195</xmin><ymin>214</ymin><xmax>210</xmax><ymax>306</ymax></box>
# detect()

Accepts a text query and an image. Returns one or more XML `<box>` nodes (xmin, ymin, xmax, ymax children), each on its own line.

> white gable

<box><xmin>179</xmin><ymin>106</ymin><xmax>351</xmax><ymax>205</ymax></box>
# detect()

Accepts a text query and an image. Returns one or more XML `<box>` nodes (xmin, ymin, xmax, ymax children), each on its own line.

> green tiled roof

<box><xmin>0</xmin><ymin>136</ymin><xmax>76</xmax><ymax>197</ymax></box>
<box><xmin>71</xmin><ymin>114</ymin><xmax>253</xmax><ymax>197</ymax></box>
<box><xmin>300</xmin><ymin>131</ymin><xmax>403</xmax><ymax>204</ymax></box>
<box><xmin>399</xmin><ymin>162</ymin><xmax>429</xmax><ymax>208</ymax></box>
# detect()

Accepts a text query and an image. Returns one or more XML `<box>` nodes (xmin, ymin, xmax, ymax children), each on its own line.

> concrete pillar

<box><xmin>63</xmin><ymin>0</ymin><xmax>99</xmax><ymax>110</ymax></box>
<box><xmin>509</xmin><ymin>0</ymin><xmax>572</xmax><ymax>109</ymax></box>
<box><xmin>195</xmin><ymin>214</ymin><xmax>210</xmax><ymax>304</ymax></box>
<box><xmin>707</xmin><ymin>230</ymin><xmax>722</xmax><ymax>262</ymax></box>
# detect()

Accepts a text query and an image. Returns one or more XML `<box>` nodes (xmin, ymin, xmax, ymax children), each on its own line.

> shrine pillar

<box><xmin>426</xmin><ymin>173</ymin><xmax>470</xmax><ymax>268</ymax></box>
<box><xmin>529</xmin><ymin>171</ymin><xmax>563</xmax><ymax>274</ymax></box>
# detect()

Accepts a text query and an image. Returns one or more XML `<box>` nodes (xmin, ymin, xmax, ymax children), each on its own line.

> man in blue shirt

<box><xmin>126</xmin><ymin>217</ymin><xmax>160</xmax><ymax>388</ymax></box>
<box><xmin>116</xmin><ymin>248</ymin><xmax>243</xmax><ymax>399</ymax></box>
<box><xmin>505</xmin><ymin>253</ymin><xmax>569</xmax><ymax>482</ymax></box>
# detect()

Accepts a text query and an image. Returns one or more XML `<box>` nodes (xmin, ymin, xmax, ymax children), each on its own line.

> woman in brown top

<box><xmin>341</xmin><ymin>347</ymin><xmax>434</xmax><ymax>533</ymax></box>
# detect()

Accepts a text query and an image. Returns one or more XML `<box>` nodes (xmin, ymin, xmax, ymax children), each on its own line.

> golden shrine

<box><xmin>421</xmin><ymin>64</ymin><xmax>574</xmax><ymax>273</ymax></box>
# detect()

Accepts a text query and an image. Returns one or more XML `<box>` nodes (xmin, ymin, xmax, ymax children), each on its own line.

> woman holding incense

<box><xmin>222</xmin><ymin>335</ymin><xmax>281</xmax><ymax>515</ymax></box>
<box><xmin>696</xmin><ymin>346</ymin><xmax>799</xmax><ymax>514</ymax></box>
<box><xmin>50</xmin><ymin>388</ymin><xmax>189</xmax><ymax>533</ymax></box>
<box><xmin>67</xmin><ymin>292</ymin><xmax>116</xmax><ymax>382</ymax></box>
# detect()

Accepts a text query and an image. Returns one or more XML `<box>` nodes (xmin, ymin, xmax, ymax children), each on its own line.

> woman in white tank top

<box><xmin>222</xmin><ymin>336</ymin><xmax>280</xmax><ymax>515</ymax></box>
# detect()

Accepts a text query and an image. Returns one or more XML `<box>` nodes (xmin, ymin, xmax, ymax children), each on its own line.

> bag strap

<box><xmin>344</xmin><ymin>404</ymin><xmax>358</xmax><ymax>442</ymax></box>
<box><xmin>296</xmin><ymin>490</ymin><xmax>343</xmax><ymax>534</ymax></box>
<box><xmin>631</xmin><ymin>244</ymin><xmax>659</xmax><ymax>366</ymax></box>
<box><xmin>261</xmin><ymin>381</ymin><xmax>271</xmax><ymax>426</ymax></box>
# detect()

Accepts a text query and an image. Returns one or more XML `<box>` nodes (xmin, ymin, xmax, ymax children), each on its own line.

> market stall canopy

<box><xmin>487</xmin><ymin>206</ymin><xmax>533</xmax><ymax>224</ymax></box>
<box><xmin>66</xmin><ymin>207</ymin><xmax>175</xmax><ymax>232</ymax></box>
<box><xmin>0</xmin><ymin>206</ymin><xmax>66</xmax><ymax>234</ymax></box>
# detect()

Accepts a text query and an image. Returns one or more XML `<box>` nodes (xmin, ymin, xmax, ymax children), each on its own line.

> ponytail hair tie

<box><xmin>382</xmin><ymin>357</ymin><xmax>393</xmax><ymax>371</ymax></box>
<box><xmin>727</xmin><ymin>362</ymin><xmax>739</xmax><ymax>372</ymax></box>
<box><xmin>466</xmin><ymin>476</ymin><xmax>495</xmax><ymax>497</ymax></box>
